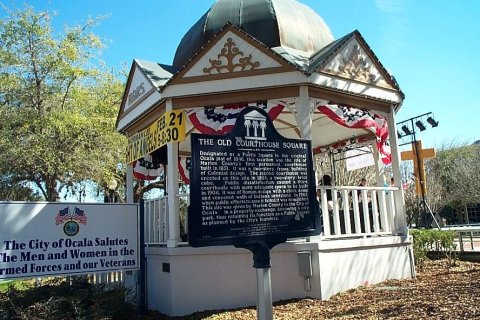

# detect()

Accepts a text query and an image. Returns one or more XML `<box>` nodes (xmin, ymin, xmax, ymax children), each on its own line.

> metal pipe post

<box><xmin>256</xmin><ymin>267</ymin><xmax>273</xmax><ymax>320</ymax></box>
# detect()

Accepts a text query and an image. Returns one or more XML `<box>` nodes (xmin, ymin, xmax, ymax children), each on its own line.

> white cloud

<box><xmin>375</xmin><ymin>0</ymin><xmax>406</xmax><ymax>13</ymax></box>
<box><xmin>374</xmin><ymin>0</ymin><xmax>410</xmax><ymax>57</ymax></box>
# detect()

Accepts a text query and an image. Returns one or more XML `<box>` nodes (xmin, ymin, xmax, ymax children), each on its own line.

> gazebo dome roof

<box><xmin>173</xmin><ymin>0</ymin><xmax>334</xmax><ymax>68</ymax></box>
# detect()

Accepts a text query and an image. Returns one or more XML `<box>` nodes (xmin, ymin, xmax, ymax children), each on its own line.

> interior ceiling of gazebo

<box><xmin>175</xmin><ymin>106</ymin><xmax>376</xmax><ymax>157</ymax></box>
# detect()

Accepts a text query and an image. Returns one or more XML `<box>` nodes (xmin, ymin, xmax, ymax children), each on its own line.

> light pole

<box><xmin>397</xmin><ymin>112</ymin><xmax>439</xmax><ymax>228</ymax></box>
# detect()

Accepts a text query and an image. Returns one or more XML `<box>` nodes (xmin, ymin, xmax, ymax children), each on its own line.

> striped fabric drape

<box><xmin>315</xmin><ymin>102</ymin><xmax>391</xmax><ymax>165</ymax></box>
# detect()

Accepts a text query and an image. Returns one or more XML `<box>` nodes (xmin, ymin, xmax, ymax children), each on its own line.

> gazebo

<box><xmin>116</xmin><ymin>0</ymin><xmax>413</xmax><ymax>316</ymax></box>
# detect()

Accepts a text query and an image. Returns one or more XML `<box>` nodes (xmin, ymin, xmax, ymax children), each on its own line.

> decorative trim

<box><xmin>203</xmin><ymin>38</ymin><xmax>260</xmax><ymax>74</ymax></box>
<box><xmin>173</xmin><ymin>66</ymin><xmax>293</xmax><ymax>84</ymax></box>
<box><xmin>337</xmin><ymin>44</ymin><xmax>376</xmax><ymax>82</ymax></box>
<box><xmin>117</xmin><ymin>62</ymin><xmax>162</xmax><ymax>132</ymax></box>
<box><xmin>320</xmin><ymin>37</ymin><xmax>395</xmax><ymax>90</ymax></box>
<box><xmin>170</xmin><ymin>87</ymin><xmax>299</xmax><ymax>109</ymax></box>
<box><xmin>124</xmin><ymin>87</ymin><xmax>156</xmax><ymax>114</ymax></box>
<box><xmin>168</xmin><ymin>24</ymin><xmax>298</xmax><ymax>86</ymax></box>
<box><xmin>308</xmin><ymin>73</ymin><xmax>402</xmax><ymax>105</ymax></box>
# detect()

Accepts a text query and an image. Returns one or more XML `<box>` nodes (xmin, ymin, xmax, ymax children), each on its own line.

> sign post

<box><xmin>188</xmin><ymin>107</ymin><xmax>321</xmax><ymax>319</ymax></box>
<box><xmin>239</xmin><ymin>240</ymin><xmax>283</xmax><ymax>320</ymax></box>
<box><xmin>257</xmin><ymin>267</ymin><xmax>272</xmax><ymax>320</ymax></box>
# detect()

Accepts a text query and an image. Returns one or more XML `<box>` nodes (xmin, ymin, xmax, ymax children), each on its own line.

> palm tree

<box><xmin>252</xmin><ymin>120</ymin><xmax>259</xmax><ymax>137</ymax></box>
<box><xmin>260</xmin><ymin>120</ymin><xmax>267</xmax><ymax>138</ymax></box>
<box><xmin>244</xmin><ymin>119</ymin><xmax>251</xmax><ymax>137</ymax></box>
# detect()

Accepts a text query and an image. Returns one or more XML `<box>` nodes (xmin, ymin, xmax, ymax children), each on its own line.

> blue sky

<box><xmin>3</xmin><ymin>0</ymin><xmax>480</xmax><ymax>151</ymax></box>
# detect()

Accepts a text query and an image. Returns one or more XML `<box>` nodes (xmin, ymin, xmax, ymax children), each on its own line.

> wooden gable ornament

<box><xmin>318</xmin><ymin>31</ymin><xmax>398</xmax><ymax>90</ymax></box>
<box><xmin>170</xmin><ymin>24</ymin><xmax>297</xmax><ymax>84</ymax></box>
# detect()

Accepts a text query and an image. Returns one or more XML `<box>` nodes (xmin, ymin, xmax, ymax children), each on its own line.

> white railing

<box><xmin>61</xmin><ymin>271</ymin><xmax>124</xmax><ymax>287</ymax></box>
<box><xmin>144</xmin><ymin>196</ymin><xmax>168</xmax><ymax>245</ymax></box>
<box><xmin>144</xmin><ymin>194</ymin><xmax>189</xmax><ymax>246</ymax></box>
<box><xmin>318</xmin><ymin>186</ymin><xmax>398</xmax><ymax>238</ymax></box>
<box><xmin>89</xmin><ymin>271</ymin><xmax>125</xmax><ymax>285</ymax></box>
<box><xmin>143</xmin><ymin>187</ymin><xmax>399</xmax><ymax>245</ymax></box>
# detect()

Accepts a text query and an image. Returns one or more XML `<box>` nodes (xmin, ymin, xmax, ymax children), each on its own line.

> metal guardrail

<box><xmin>441</xmin><ymin>225</ymin><xmax>480</xmax><ymax>252</ymax></box>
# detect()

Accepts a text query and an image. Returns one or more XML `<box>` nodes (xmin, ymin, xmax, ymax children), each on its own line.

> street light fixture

<box><xmin>108</xmin><ymin>179</ymin><xmax>118</xmax><ymax>191</ymax></box>
<box><xmin>396</xmin><ymin>112</ymin><xmax>438</xmax><ymax>144</ymax></box>
<box><xmin>426</xmin><ymin>116</ymin><xmax>439</xmax><ymax>127</ymax></box>
<box><xmin>402</xmin><ymin>125</ymin><xmax>412</xmax><ymax>135</ymax></box>
<box><xmin>106</xmin><ymin>179</ymin><xmax>118</xmax><ymax>203</ymax></box>
<box><xmin>415</xmin><ymin>120</ymin><xmax>426</xmax><ymax>131</ymax></box>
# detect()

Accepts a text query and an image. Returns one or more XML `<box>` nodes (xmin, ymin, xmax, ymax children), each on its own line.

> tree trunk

<box><xmin>456</xmin><ymin>206</ymin><xmax>464</xmax><ymax>225</ymax></box>
<box><xmin>464</xmin><ymin>204</ymin><xmax>470</xmax><ymax>224</ymax></box>
<box><xmin>46</xmin><ymin>175</ymin><xmax>59</xmax><ymax>202</ymax></box>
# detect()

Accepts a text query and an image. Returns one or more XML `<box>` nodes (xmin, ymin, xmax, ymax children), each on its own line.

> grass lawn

<box><xmin>0</xmin><ymin>280</ymin><xmax>13</xmax><ymax>292</ymax></box>
<box><xmin>0</xmin><ymin>279</ymin><xmax>29</xmax><ymax>292</ymax></box>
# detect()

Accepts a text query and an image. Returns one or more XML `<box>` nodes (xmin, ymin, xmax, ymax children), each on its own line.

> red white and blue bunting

<box><xmin>133</xmin><ymin>155</ymin><xmax>190</xmax><ymax>184</ymax></box>
<box><xmin>135</xmin><ymin>100</ymin><xmax>391</xmax><ymax>182</ymax></box>
<box><xmin>312</xmin><ymin>135</ymin><xmax>372</xmax><ymax>155</ymax></box>
<box><xmin>315</xmin><ymin>102</ymin><xmax>391</xmax><ymax>165</ymax></box>
<box><xmin>176</xmin><ymin>100</ymin><xmax>285</xmax><ymax>184</ymax></box>
<box><xmin>133</xmin><ymin>155</ymin><xmax>191</xmax><ymax>184</ymax></box>
<box><xmin>178</xmin><ymin>156</ymin><xmax>191</xmax><ymax>184</ymax></box>
<box><xmin>187</xmin><ymin>100</ymin><xmax>286</xmax><ymax>135</ymax></box>
<box><xmin>133</xmin><ymin>155</ymin><xmax>163</xmax><ymax>181</ymax></box>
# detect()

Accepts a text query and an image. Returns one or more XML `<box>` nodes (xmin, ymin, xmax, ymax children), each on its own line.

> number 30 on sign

<box><xmin>148</xmin><ymin>110</ymin><xmax>185</xmax><ymax>152</ymax></box>
<box><xmin>126</xmin><ymin>110</ymin><xmax>185</xmax><ymax>164</ymax></box>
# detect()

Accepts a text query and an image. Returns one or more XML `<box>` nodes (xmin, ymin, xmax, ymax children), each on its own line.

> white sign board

<box><xmin>345</xmin><ymin>146</ymin><xmax>375</xmax><ymax>171</ymax></box>
<box><xmin>0</xmin><ymin>202</ymin><xmax>139</xmax><ymax>280</ymax></box>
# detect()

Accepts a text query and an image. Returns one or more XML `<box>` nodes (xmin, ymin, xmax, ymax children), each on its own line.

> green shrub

<box><xmin>0</xmin><ymin>276</ymin><xmax>136</xmax><ymax>320</ymax></box>
<box><xmin>410</xmin><ymin>229</ymin><xmax>457</xmax><ymax>266</ymax></box>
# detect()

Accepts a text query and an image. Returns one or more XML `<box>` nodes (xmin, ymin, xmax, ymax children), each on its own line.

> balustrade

<box><xmin>318</xmin><ymin>185</ymin><xmax>398</xmax><ymax>238</ymax></box>
<box><xmin>143</xmin><ymin>187</ymin><xmax>399</xmax><ymax>245</ymax></box>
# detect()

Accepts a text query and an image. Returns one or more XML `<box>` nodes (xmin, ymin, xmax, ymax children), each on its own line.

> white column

<box><xmin>166</xmin><ymin>99</ymin><xmax>181</xmax><ymax>247</ymax></box>
<box><xmin>387</xmin><ymin>105</ymin><xmax>407</xmax><ymax>235</ymax></box>
<box><xmin>126</xmin><ymin>163</ymin><xmax>134</xmax><ymax>203</ymax></box>
<box><xmin>123</xmin><ymin>162</ymin><xmax>138</xmax><ymax>306</ymax></box>
<box><xmin>295</xmin><ymin>86</ymin><xmax>316</xmax><ymax>242</ymax></box>
<box><xmin>295</xmin><ymin>86</ymin><xmax>312</xmax><ymax>139</ymax></box>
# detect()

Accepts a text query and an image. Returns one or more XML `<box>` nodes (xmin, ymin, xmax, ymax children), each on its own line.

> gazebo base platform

<box><xmin>144</xmin><ymin>235</ymin><xmax>414</xmax><ymax>317</ymax></box>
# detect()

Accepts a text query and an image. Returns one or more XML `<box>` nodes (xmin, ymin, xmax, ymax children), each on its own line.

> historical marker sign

<box><xmin>188</xmin><ymin>107</ymin><xmax>321</xmax><ymax>247</ymax></box>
